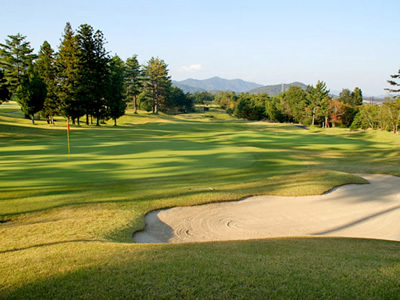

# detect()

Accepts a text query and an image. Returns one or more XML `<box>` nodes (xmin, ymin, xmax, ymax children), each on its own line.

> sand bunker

<box><xmin>134</xmin><ymin>174</ymin><xmax>400</xmax><ymax>243</ymax></box>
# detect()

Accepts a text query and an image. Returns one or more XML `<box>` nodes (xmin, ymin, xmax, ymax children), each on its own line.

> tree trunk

<box><xmin>133</xmin><ymin>95</ymin><xmax>138</xmax><ymax>114</ymax></box>
<box><xmin>31</xmin><ymin>115</ymin><xmax>35</xmax><ymax>124</ymax></box>
<box><xmin>77</xmin><ymin>117</ymin><xmax>80</xmax><ymax>126</ymax></box>
<box><xmin>325</xmin><ymin>116</ymin><xmax>328</xmax><ymax>128</ymax></box>
<box><xmin>96</xmin><ymin>116</ymin><xmax>100</xmax><ymax>126</ymax></box>
<box><xmin>312</xmin><ymin>107</ymin><xmax>315</xmax><ymax>126</ymax></box>
<box><xmin>90</xmin><ymin>114</ymin><xmax>93</xmax><ymax>125</ymax></box>
<box><xmin>86</xmin><ymin>114</ymin><xmax>89</xmax><ymax>125</ymax></box>
<box><xmin>114</xmin><ymin>118</ymin><xmax>117</xmax><ymax>126</ymax></box>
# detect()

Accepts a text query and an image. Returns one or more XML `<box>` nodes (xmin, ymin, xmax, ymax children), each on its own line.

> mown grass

<box><xmin>1</xmin><ymin>102</ymin><xmax>400</xmax><ymax>298</ymax></box>
<box><xmin>2</xmin><ymin>238</ymin><xmax>400</xmax><ymax>299</ymax></box>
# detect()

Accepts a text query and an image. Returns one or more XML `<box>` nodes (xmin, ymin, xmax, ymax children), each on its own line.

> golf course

<box><xmin>1</xmin><ymin>101</ymin><xmax>400</xmax><ymax>298</ymax></box>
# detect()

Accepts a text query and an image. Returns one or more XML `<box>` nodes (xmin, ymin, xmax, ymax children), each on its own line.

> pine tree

<box><xmin>351</xmin><ymin>87</ymin><xmax>363</xmax><ymax>106</ymax></box>
<box><xmin>386</xmin><ymin>68</ymin><xmax>400</xmax><ymax>96</ymax></box>
<box><xmin>144</xmin><ymin>57</ymin><xmax>171</xmax><ymax>114</ymax></box>
<box><xmin>92</xmin><ymin>29</ymin><xmax>109</xmax><ymax>125</ymax></box>
<box><xmin>76</xmin><ymin>24</ymin><xmax>109</xmax><ymax>125</ymax></box>
<box><xmin>16</xmin><ymin>64</ymin><xmax>47</xmax><ymax>124</ymax></box>
<box><xmin>106</xmin><ymin>55</ymin><xmax>127</xmax><ymax>126</ymax></box>
<box><xmin>0</xmin><ymin>33</ymin><xmax>36</xmax><ymax>96</ymax></box>
<box><xmin>125</xmin><ymin>55</ymin><xmax>142</xmax><ymax>114</ymax></box>
<box><xmin>57</xmin><ymin>23</ymin><xmax>82</xmax><ymax>123</ymax></box>
<box><xmin>36</xmin><ymin>41</ymin><xmax>59</xmax><ymax>124</ymax></box>
<box><xmin>338</xmin><ymin>89</ymin><xmax>353</xmax><ymax>105</ymax></box>
<box><xmin>0</xmin><ymin>69</ymin><xmax>11</xmax><ymax>104</ymax></box>
<box><xmin>306</xmin><ymin>81</ymin><xmax>330</xmax><ymax>126</ymax></box>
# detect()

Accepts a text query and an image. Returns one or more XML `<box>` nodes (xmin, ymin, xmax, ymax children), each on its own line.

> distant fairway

<box><xmin>1</xmin><ymin>103</ymin><xmax>400</xmax><ymax>298</ymax></box>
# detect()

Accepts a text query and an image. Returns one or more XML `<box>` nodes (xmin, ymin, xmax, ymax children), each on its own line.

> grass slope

<box><xmin>1</xmin><ymin>103</ymin><xmax>400</xmax><ymax>298</ymax></box>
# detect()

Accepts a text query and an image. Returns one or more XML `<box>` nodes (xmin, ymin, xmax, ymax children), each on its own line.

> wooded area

<box><xmin>0</xmin><ymin>23</ymin><xmax>194</xmax><ymax>125</ymax></box>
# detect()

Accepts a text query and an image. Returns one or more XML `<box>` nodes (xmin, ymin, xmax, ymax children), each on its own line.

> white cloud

<box><xmin>179</xmin><ymin>64</ymin><xmax>203</xmax><ymax>72</ymax></box>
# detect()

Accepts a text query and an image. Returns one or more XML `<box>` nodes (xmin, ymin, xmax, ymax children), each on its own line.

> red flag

<box><xmin>67</xmin><ymin>123</ymin><xmax>71</xmax><ymax>131</ymax></box>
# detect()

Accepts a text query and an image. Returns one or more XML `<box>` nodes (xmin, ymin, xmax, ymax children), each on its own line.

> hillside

<box><xmin>172</xmin><ymin>81</ymin><xmax>206</xmax><ymax>93</ymax></box>
<box><xmin>248</xmin><ymin>82</ymin><xmax>308</xmax><ymax>96</ymax></box>
<box><xmin>172</xmin><ymin>77</ymin><xmax>263</xmax><ymax>93</ymax></box>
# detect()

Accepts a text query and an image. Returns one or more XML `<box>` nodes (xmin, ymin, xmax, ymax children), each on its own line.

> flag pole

<box><xmin>67</xmin><ymin>119</ymin><xmax>70</xmax><ymax>155</ymax></box>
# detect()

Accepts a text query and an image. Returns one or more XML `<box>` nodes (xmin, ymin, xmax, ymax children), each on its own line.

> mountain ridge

<box><xmin>172</xmin><ymin>77</ymin><xmax>263</xmax><ymax>93</ymax></box>
<box><xmin>172</xmin><ymin>77</ymin><xmax>308</xmax><ymax>96</ymax></box>
<box><xmin>248</xmin><ymin>82</ymin><xmax>308</xmax><ymax>96</ymax></box>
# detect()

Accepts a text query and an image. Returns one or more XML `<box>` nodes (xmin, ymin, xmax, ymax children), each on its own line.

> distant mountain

<box><xmin>172</xmin><ymin>77</ymin><xmax>263</xmax><ymax>93</ymax></box>
<box><xmin>172</xmin><ymin>82</ymin><xmax>206</xmax><ymax>93</ymax></box>
<box><xmin>248</xmin><ymin>82</ymin><xmax>308</xmax><ymax>96</ymax></box>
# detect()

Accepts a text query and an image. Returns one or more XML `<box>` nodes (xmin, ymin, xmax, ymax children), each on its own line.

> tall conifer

<box><xmin>36</xmin><ymin>41</ymin><xmax>59</xmax><ymax>123</ymax></box>
<box><xmin>106</xmin><ymin>55</ymin><xmax>126</xmax><ymax>126</ymax></box>
<box><xmin>0</xmin><ymin>33</ymin><xmax>36</xmax><ymax>96</ymax></box>
<box><xmin>16</xmin><ymin>64</ymin><xmax>47</xmax><ymax>124</ymax></box>
<box><xmin>125</xmin><ymin>55</ymin><xmax>142</xmax><ymax>114</ymax></box>
<box><xmin>144</xmin><ymin>57</ymin><xmax>171</xmax><ymax>114</ymax></box>
<box><xmin>57</xmin><ymin>23</ymin><xmax>82</xmax><ymax>123</ymax></box>
<box><xmin>76</xmin><ymin>24</ymin><xmax>109</xmax><ymax>125</ymax></box>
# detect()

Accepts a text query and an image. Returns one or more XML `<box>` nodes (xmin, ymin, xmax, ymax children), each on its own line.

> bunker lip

<box><xmin>133</xmin><ymin>174</ymin><xmax>400</xmax><ymax>244</ymax></box>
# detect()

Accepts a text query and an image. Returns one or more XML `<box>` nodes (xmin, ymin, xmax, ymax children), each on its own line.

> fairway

<box><xmin>1</xmin><ymin>106</ymin><xmax>400</xmax><ymax>298</ymax></box>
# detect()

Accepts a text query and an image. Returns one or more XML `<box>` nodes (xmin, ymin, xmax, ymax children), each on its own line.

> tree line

<box><xmin>213</xmin><ymin>82</ymin><xmax>363</xmax><ymax>127</ymax></box>
<box><xmin>0</xmin><ymin>23</ymin><xmax>194</xmax><ymax>125</ymax></box>
<box><xmin>206</xmin><ymin>79</ymin><xmax>399</xmax><ymax>134</ymax></box>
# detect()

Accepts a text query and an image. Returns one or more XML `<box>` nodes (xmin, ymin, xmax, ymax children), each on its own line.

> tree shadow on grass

<box><xmin>2</xmin><ymin>238</ymin><xmax>400</xmax><ymax>299</ymax></box>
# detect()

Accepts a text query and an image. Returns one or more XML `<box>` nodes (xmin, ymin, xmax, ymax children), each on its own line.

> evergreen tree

<box><xmin>137</xmin><ymin>90</ymin><xmax>153</xmax><ymax>112</ymax></box>
<box><xmin>16</xmin><ymin>64</ymin><xmax>47</xmax><ymax>123</ymax></box>
<box><xmin>265</xmin><ymin>96</ymin><xmax>282</xmax><ymax>122</ymax></box>
<box><xmin>0</xmin><ymin>33</ymin><xmax>36</xmax><ymax>96</ymax></box>
<box><xmin>0</xmin><ymin>69</ymin><xmax>11</xmax><ymax>104</ymax></box>
<box><xmin>234</xmin><ymin>94</ymin><xmax>265</xmax><ymax>120</ymax></box>
<box><xmin>167</xmin><ymin>86</ymin><xmax>195</xmax><ymax>113</ymax></box>
<box><xmin>386</xmin><ymin>68</ymin><xmax>400</xmax><ymax>96</ymax></box>
<box><xmin>282</xmin><ymin>86</ymin><xmax>308</xmax><ymax>123</ymax></box>
<box><xmin>106</xmin><ymin>55</ymin><xmax>126</xmax><ymax>126</ymax></box>
<box><xmin>338</xmin><ymin>89</ymin><xmax>353</xmax><ymax>104</ymax></box>
<box><xmin>76</xmin><ymin>24</ymin><xmax>109</xmax><ymax>125</ymax></box>
<box><xmin>144</xmin><ymin>57</ymin><xmax>171</xmax><ymax>114</ymax></box>
<box><xmin>351</xmin><ymin>87</ymin><xmax>363</xmax><ymax>106</ymax></box>
<box><xmin>338</xmin><ymin>87</ymin><xmax>363</xmax><ymax>126</ymax></box>
<box><xmin>192</xmin><ymin>91</ymin><xmax>214</xmax><ymax>104</ymax></box>
<box><xmin>306</xmin><ymin>81</ymin><xmax>330</xmax><ymax>126</ymax></box>
<box><xmin>36</xmin><ymin>41</ymin><xmax>59</xmax><ymax>124</ymax></box>
<box><xmin>317</xmin><ymin>96</ymin><xmax>332</xmax><ymax>128</ymax></box>
<box><xmin>125</xmin><ymin>55</ymin><xmax>142</xmax><ymax>114</ymax></box>
<box><xmin>57</xmin><ymin>23</ymin><xmax>82</xmax><ymax>123</ymax></box>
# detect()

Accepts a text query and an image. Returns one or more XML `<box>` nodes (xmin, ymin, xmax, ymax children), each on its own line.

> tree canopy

<box><xmin>16</xmin><ymin>64</ymin><xmax>47</xmax><ymax>123</ymax></box>
<box><xmin>0</xmin><ymin>33</ymin><xmax>36</xmax><ymax>96</ymax></box>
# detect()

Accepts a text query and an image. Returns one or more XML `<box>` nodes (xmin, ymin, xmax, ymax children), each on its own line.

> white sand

<box><xmin>133</xmin><ymin>174</ymin><xmax>400</xmax><ymax>243</ymax></box>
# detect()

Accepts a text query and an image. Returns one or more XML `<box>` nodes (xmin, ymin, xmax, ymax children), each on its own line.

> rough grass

<box><xmin>1</xmin><ymin>102</ymin><xmax>400</xmax><ymax>298</ymax></box>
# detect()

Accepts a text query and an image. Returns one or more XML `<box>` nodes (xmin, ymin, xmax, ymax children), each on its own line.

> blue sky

<box><xmin>1</xmin><ymin>0</ymin><xmax>399</xmax><ymax>96</ymax></box>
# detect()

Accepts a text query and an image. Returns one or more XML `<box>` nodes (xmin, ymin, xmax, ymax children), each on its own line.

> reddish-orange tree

<box><xmin>329</xmin><ymin>99</ymin><xmax>346</xmax><ymax>127</ymax></box>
